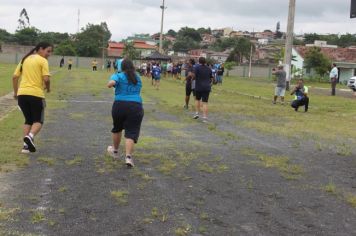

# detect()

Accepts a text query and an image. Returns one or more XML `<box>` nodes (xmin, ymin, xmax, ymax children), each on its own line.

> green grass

<box><xmin>142</xmin><ymin>76</ymin><xmax>355</xmax><ymax>154</ymax></box>
<box><xmin>111</xmin><ymin>190</ymin><xmax>129</xmax><ymax>205</ymax></box>
<box><xmin>30</xmin><ymin>211</ymin><xmax>46</xmax><ymax>224</ymax></box>
<box><xmin>65</xmin><ymin>156</ymin><xmax>83</xmax><ymax>166</ymax></box>
<box><xmin>0</xmin><ymin>111</ymin><xmax>29</xmax><ymax>172</ymax></box>
<box><xmin>37</xmin><ymin>157</ymin><xmax>56</xmax><ymax>167</ymax></box>
<box><xmin>241</xmin><ymin>148</ymin><xmax>304</xmax><ymax>180</ymax></box>
<box><xmin>0</xmin><ymin>63</ymin><xmax>16</xmax><ymax>96</ymax></box>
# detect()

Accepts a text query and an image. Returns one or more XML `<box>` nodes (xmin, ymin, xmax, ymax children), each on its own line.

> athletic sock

<box><xmin>29</xmin><ymin>133</ymin><xmax>34</xmax><ymax>139</ymax></box>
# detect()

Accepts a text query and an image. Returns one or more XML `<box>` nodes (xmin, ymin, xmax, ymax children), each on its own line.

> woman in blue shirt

<box><xmin>107</xmin><ymin>59</ymin><xmax>144</xmax><ymax>167</ymax></box>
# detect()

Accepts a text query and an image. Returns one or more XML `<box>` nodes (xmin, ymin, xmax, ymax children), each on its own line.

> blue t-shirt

<box><xmin>110</xmin><ymin>72</ymin><xmax>142</xmax><ymax>103</ymax></box>
<box><xmin>152</xmin><ymin>66</ymin><xmax>161</xmax><ymax>78</ymax></box>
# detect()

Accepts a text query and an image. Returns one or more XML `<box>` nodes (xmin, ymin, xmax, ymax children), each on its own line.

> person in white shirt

<box><xmin>330</xmin><ymin>63</ymin><xmax>338</xmax><ymax>96</ymax></box>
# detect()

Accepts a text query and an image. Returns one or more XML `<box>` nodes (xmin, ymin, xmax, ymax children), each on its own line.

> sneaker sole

<box><xmin>24</xmin><ymin>136</ymin><xmax>36</xmax><ymax>153</ymax></box>
<box><xmin>126</xmin><ymin>162</ymin><xmax>134</xmax><ymax>168</ymax></box>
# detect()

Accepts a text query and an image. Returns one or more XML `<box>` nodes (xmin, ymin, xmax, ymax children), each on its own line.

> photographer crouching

<box><xmin>291</xmin><ymin>79</ymin><xmax>309</xmax><ymax>112</ymax></box>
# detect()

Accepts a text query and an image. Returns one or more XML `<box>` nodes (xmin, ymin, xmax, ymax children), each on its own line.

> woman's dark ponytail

<box><xmin>121</xmin><ymin>59</ymin><xmax>138</xmax><ymax>85</ymax></box>
<box><xmin>20</xmin><ymin>42</ymin><xmax>52</xmax><ymax>72</ymax></box>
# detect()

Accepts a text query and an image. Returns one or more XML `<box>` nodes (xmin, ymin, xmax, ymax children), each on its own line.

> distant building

<box><xmin>107</xmin><ymin>40</ymin><xmax>158</xmax><ymax>58</ymax></box>
<box><xmin>188</xmin><ymin>49</ymin><xmax>229</xmax><ymax>63</ymax></box>
<box><xmin>306</xmin><ymin>40</ymin><xmax>338</xmax><ymax>48</ymax></box>
<box><xmin>293</xmin><ymin>46</ymin><xmax>356</xmax><ymax>82</ymax></box>
<box><xmin>201</xmin><ymin>34</ymin><xmax>216</xmax><ymax>46</ymax></box>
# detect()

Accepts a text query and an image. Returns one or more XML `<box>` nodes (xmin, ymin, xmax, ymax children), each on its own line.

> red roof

<box><xmin>108</xmin><ymin>41</ymin><xmax>157</xmax><ymax>57</ymax></box>
<box><xmin>295</xmin><ymin>46</ymin><xmax>356</xmax><ymax>63</ymax></box>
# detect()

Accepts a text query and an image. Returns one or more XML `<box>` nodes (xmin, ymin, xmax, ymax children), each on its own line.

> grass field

<box><xmin>0</xmin><ymin>65</ymin><xmax>355</xmax><ymax>170</ymax></box>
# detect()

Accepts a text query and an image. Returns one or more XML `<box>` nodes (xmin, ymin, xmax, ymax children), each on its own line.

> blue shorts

<box><xmin>154</xmin><ymin>76</ymin><xmax>161</xmax><ymax>81</ymax></box>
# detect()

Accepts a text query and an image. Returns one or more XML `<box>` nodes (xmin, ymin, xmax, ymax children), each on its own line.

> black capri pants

<box><xmin>18</xmin><ymin>95</ymin><xmax>46</xmax><ymax>125</ymax></box>
<box><xmin>111</xmin><ymin>101</ymin><xmax>144</xmax><ymax>143</ymax></box>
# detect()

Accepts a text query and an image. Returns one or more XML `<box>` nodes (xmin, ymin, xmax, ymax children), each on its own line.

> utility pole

<box><xmin>248</xmin><ymin>29</ymin><xmax>254</xmax><ymax>78</ymax></box>
<box><xmin>77</xmin><ymin>9</ymin><xmax>80</xmax><ymax>33</ymax></box>
<box><xmin>284</xmin><ymin>0</ymin><xmax>296</xmax><ymax>90</ymax></box>
<box><xmin>159</xmin><ymin>0</ymin><xmax>166</xmax><ymax>53</ymax></box>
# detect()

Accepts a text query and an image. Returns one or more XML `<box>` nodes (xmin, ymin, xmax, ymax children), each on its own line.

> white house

<box><xmin>292</xmin><ymin>46</ymin><xmax>356</xmax><ymax>82</ymax></box>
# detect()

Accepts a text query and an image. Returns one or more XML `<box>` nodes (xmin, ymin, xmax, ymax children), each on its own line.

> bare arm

<box><xmin>12</xmin><ymin>75</ymin><xmax>20</xmax><ymax>99</ymax></box>
<box><xmin>43</xmin><ymin>75</ymin><xmax>51</xmax><ymax>93</ymax></box>
<box><xmin>107</xmin><ymin>80</ymin><xmax>116</xmax><ymax>88</ymax></box>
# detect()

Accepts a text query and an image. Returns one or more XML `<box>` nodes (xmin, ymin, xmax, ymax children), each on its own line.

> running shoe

<box><xmin>125</xmin><ymin>156</ymin><xmax>134</xmax><ymax>168</ymax></box>
<box><xmin>107</xmin><ymin>146</ymin><xmax>119</xmax><ymax>159</ymax></box>
<box><xmin>193</xmin><ymin>113</ymin><xmax>199</xmax><ymax>119</ymax></box>
<box><xmin>202</xmin><ymin>117</ymin><xmax>208</xmax><ymax>123</ymax></box>
<box><xmin>184</xmin><ymin>105</ymin><xmax>188</xmax><ymax>110</ymax></box>
<box><xmin>21</xmin><ymin>146</ymin><xmax>30</xmax><ymax>154</ymax></box>
<box><xmin>24</xmin><ymin>135</ymin><xmax>36</xmax><ymax>153</ymax></box>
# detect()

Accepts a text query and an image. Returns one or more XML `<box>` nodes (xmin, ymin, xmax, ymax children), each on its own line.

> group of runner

<box><xmin>10</xmin><ymin>40</ymin><xmax>315</xmax><ymax>169</ymax></box>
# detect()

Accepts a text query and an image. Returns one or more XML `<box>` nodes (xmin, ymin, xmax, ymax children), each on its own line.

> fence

<box><xmin>0</xmin><ymin>52</ymin><xmax>104</xmax><ymax>69</ymax></box>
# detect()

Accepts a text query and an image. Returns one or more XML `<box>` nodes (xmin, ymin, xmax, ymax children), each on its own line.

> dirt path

<box><xmin>0</xmin><ymin>88</ymin><xmax>356</xmax><ymax>235</ymax></box>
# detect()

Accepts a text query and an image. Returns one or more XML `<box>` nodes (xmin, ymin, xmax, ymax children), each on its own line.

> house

<box><xmin>293</xmin><ymin>46</ymin><xmax>356</xmax><ymax>82</ymax></box>
<box><xmin>254</xmin><ymin>45</ymin><xmax>282</xmax><ymax>64</ymax></box>
<box><xmin>306</xmin><ymin>40</ymin><xmax>338</xmax><ymax>49</ymax></box>
<box><xmin>201</xmin><ymin>34</ymin><xmax>216</xmax><ymax>46</ymax></box>
<box><xmin>188</xmin><ymin>49</ymin><xmax>229</xmax><ymax>63</ymax></box>
<box><xmin>107</xmin><ymin>40</ymin><xmax>158</xmax><ymax>58</ymax></box>
<box><xmin>209</xmin><ymin>51</ymin><xmax>230</xmax><ymax>63</ymax></box>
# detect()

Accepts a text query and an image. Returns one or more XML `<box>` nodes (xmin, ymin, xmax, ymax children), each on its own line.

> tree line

<box><xmin>0</xmin><ymin>23</ymin><xmax>111</xmax><ymax>57</ymax></box>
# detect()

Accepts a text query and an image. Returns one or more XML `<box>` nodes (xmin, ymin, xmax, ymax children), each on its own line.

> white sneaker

<box><xmin>107</xmin><ymin>146</ymin><xmax>119</xmax><ymax>159</ymax></box>
<box><xmin>193</xmin><ymin>113</ymin><xmax>199</xmax><ymax>119</ymax></box>
<box><xmin>202</xmin><ymin>117</ymin><xmax>208</xmax><ymax>123</ymax></box>
<box><xmin>125</xmin><ymin>156</ymin><xmax>134</xmax><ymax>168</ymax></box>
<box><xmin>21</xmin><ymin>146</ymin><xmax>30</xmax><ymax>154</ymax></box>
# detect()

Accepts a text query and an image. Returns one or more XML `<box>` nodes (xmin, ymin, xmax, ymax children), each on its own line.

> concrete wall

<box><xmin>0</xmin><ymin>52</ymin><xmax>104</xmax><ymax>68</ymax></box>
<box><xmin>229</xmin><ymin>65</ymin><xmax>272</xmax><ymax>79</ymax></box>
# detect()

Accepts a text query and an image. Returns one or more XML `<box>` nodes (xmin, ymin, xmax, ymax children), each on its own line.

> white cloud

<box><xmin>0</xmin><ymin>0</ymin><xmax>354</xmax><ymax>41</ymax></box>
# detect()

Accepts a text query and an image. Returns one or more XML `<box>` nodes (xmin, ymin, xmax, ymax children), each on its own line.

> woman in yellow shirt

<box><xmin>12</xmin><ymin>42</ymin><xmax>53</xmax><ymax>153</ymax></box>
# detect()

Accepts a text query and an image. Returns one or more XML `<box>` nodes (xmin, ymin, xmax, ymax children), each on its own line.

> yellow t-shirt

<box><xmin>92</xmin><ymin>61</ymin><xmax>98</xmax><ymax>66</ymax></box>
<box><xmin>68</xmin><ymin>60</ymin><xmax>73</xmax><ymax>65</ymax></box>
<box><xmin>14</xmin><ymin>54</ymin><xmax>50</xmax><ymax>98</ymax></box>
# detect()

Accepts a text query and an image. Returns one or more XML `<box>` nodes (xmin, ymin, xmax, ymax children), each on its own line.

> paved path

<box><xmin>0</xmin><ymin>88</ymin><xmax>356</xmax><ymax>235</ymax></box>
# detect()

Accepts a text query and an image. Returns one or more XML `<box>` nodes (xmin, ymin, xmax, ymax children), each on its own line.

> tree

<box><xmin>224</xmin><ymin>62</ymin><xmax>236</xmax><ymax>77</ymax></box>
<box><xmin>197</xmin><ymin>27</ymin><xmax>211</xmax><ymax>35</ymax></box>
<box><xmin>122</xmin><ymin>42</ymin><xmax>140</xmax><ymax>60</ymax></box>
<box><xmin>304</xmin><ymin>47</ymin><xmax>331</xmax><ymax>79</ymax></box>
<box><xmin>211</xmin><ymin>37</ymin><xmax>240</xmax><ymax>51</ymax></box>
<box><xmin>18</xmin><ymin>8</ymin><xmax>30</xmax><ymax>30</ymax></box>
<box><xmin>75</xmin><ymin>22</ymin><xmax>111</xmax><ymax>57</ymax></box>
<box><xmin>54</xmin><ymin>40</ymin><xmax>77</xmax><ymax>56</ymax></box>
<box><xmin>166</xmin><ymin>29</ymin><xmax>177</xmax><ymax>37</ymax></box>
<box><xmin>226</xmin><ymin>38</ymin><xmax>255</xmax><ymax>64</ymax></box>
<box><xmin>38</xmin><ymin>32</ymin><xmax>70</xmax><ymax>45</ymax></box>
<box><xmin>177</xmin><ymin>27</ymin><xmax>202</xmax><ymax>42</ymax></box>
<box><xmin>14</xmin><ymin>27</ymin><xmax>40</xmax><ymax>45</ymax></box>
<box><xmin>0</xmin><ymin>28</ymin><xmax>15</xmax><ymax>43</ymax></box>
<box><xmin>162</xmin><ymin>40</ymin><xmax>172</xmax><ymax>51</ymax></box>
<box><xmin>173</xmin><ymin>37</ymin><xmax>200</xmax><ymax>52</ymax></box>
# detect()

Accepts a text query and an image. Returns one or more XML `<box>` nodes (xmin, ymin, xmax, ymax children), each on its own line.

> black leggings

<box><xmin>291</xmin><ymin>97</ymin><xmax>309</xmax><ymax>112</ymax></box>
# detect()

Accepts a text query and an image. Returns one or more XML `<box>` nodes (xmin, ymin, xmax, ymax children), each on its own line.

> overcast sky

<box><xmin>0</xmin><ymin>0</ymin><xmax>355</xmax><ymax>41</ymax></box>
